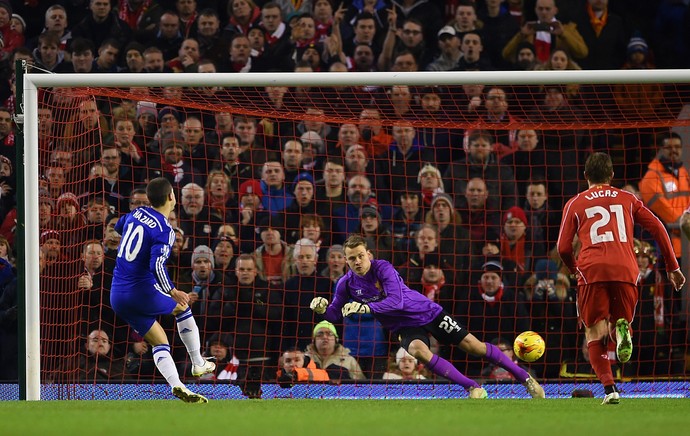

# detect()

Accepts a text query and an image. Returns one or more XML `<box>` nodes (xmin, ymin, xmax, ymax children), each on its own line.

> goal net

<box><xmin>13</xmin><ymin>70</ymin><xmax>690</xmax><ymax>399</ymax></box>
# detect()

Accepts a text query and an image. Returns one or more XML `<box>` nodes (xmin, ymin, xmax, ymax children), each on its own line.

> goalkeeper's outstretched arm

<box><xmin>309</xmin><ymin>276</ymin><xmax>351</xmax><ymax>322</ymax></box>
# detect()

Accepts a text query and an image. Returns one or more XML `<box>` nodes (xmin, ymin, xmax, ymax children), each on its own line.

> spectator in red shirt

<box><xmin>498</xmin><ymin>206</ymin><xmax>533</xmax><ymax>277</ymax></box>
<box><xmin>254</xmin><ymin>215</ymin><xmax>290</xmax><ymax>286</ymax></box>
<box><xmin>0</xmin><ymin>2</ymin><xmax>25</xmax><ymax>61</ymax></box>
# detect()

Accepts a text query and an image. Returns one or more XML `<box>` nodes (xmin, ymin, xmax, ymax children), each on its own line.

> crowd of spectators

<box><xmin>0</xmin><ymin>0</ymin><xmax>689</xmax><ymax>384</ymax></box>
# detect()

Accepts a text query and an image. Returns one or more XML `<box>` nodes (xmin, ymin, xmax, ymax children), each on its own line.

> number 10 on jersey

<box><xmin>118</xmin><ymin>222</ymin><xmax>144</xmax><ymax>261</ymax></box>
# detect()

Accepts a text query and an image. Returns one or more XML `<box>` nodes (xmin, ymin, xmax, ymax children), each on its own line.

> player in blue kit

<box><xmin>110</xmin><ymin>178</ymin><xmax>215</xmax><ymax>403</ymax></box>
<box><xmin>310</xmin><ymin>234</ymin><xmax>545</xmax><ymax>398</ymax></box>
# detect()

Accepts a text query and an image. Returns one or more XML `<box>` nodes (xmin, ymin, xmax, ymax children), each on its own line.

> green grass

<box><xmin>1</xmin><ymin>399</ymin><xmax>688</xmax><ymax>436</ymax></box>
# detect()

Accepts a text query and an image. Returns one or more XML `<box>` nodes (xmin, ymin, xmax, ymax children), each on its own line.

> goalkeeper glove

<box><xmin>341</xmin><ymin>302</ymin><xmax>371</xmax><ymax>317</ymax></box>
<box><xmin>310</xmin><ymin>297</ymin><xmax>329</xmax><ymax>314</ymax></box>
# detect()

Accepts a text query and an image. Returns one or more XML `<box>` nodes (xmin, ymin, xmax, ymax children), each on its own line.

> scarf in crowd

<box><xmin>500</xmin><ymin>233</ymin><xmax>526</xmax><ymax>272</ymax></box>
<box><xmin>181</xmin><ymin>11</ymin><xmax>198</xmax><ymax>38</ymax></box>
<box><xmin>421</xmin><ymin>187</ymin><xmax>443</xmax><ymax>207</ymax></box>
<box><xmin>654</xmin><ymin>269</ymin><xmax>665</xmax><ymax>330</ymax></box>
<box><xmin>533</xmin><ymin>18</ymin><xmax>556</xmax><ymax>63</ymax></box>
<box><xmin>587</xmin><ymin>3</ymin><xmax>608</xmax><ymax>37</ymax></box>
<box><xmin>217</xmin><ymin>356</ymin><xmax>240</xmax><ymax>380</ymax></box>
<box><xmin>118</xmin><ymin>0</ymin><xmax>152</xmax><ymax>28</ymax></box>
<box><xmin>160</xmin><ymin>159</ymin><xmax>185</xmax><ymax>183</ymax></box>
<box><xmin>315</xmin><ymin>19</ymin><xmax>332</xmax><ymax>43</ymax></box>
<box><xmin>479</xmin><ymin>283</ymin><xmax>504</xmax><ymax>305</ymax></box>
<box><xmin>265</xmin><ymin>22</ymin><xmax>287</xmax><ymax>45</ymax></box>
<box><xmin>209</xmin><ymin>193</ymin><xmax>232</xmax><ymax>217</ymax></box>
<box><xmin>231</xmin><ymin>57</ymin><xmax>253</xmax><ymax>73</ymax></box>
<box><xmin>421</xmin><ymin>276</ymin><xmax>446</xmax><ymax>302</ymax></box>
<box><xmin>295</xmin><ymin>36</ymin><xmax>318</xmax><ymax>49</ymax></box>
<box><xmin>228</xmin><ymin>7</ymin><xmax>261</xmax><ymax>35</ymax></box>
<box><xmin>638</xmin><ymin>268</ymin><xmax>665</xmax><ymax>330</ymax></box>
<box><xmin>1</xmin><ymin>131</ymin><xmax>14</xmax><ymax>147</ymax></box>
<box><xmin>192</xmin><ymin>270</ymin><xmax>216</xmax><ymax>292</ymax></box>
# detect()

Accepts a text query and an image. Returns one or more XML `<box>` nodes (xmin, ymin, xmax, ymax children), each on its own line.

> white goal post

<box><xmin>21</xmin><ymin>69</ymin><xmax>690</xmax><ymax>401</ymax></box>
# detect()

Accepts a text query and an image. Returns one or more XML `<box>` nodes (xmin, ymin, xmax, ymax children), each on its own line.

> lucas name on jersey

<box><xmin>584</xmin><ymin>189</ymin><xmax>619</xmax><ymax>201</ymax></box>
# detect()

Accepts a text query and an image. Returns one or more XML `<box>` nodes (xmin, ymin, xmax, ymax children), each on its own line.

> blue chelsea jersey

<box><xmin>111</xmin><ymin>207</ymin><xmax>176</xmax><ymax>294</ymax></box>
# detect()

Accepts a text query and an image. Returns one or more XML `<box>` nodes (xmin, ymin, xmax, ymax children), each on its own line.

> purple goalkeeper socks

<box><xmin>427</xmin><ymin>355</ymin><xmax>479</xmax><ymax>389</ymax></box>
<box><xmin>485</xmin><ymin>342</ymin><xmax>530</xmax><ymax>381</ymax></box>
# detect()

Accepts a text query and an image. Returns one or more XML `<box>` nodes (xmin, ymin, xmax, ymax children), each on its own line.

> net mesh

<box><xmin>24</xmin><ymin>81</ymin><xmax>690</xmax><ymax>390</ymax></box>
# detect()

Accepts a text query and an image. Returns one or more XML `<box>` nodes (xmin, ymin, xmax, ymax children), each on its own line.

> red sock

<box><xmin>587</xmin><ymin>340</ymin><xmax>614</xmax><ymax>387</ymax></box>
<box><xmin>606</xmin><ymin>340</ymin><xmax>617</xmax><ymax>361</ymax></box>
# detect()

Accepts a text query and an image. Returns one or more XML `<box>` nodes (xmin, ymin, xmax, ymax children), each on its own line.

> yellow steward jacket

<box><xmin>639</xmin><ymin>158</ymin><xmax>690</xmax><ymax>256</ymax></box>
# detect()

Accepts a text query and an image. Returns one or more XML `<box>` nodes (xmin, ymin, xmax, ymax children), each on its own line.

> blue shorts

<box><xmin>110</xmin><ymin>286</ymin><xmax>177</xmax><ymax>336</ymax></box>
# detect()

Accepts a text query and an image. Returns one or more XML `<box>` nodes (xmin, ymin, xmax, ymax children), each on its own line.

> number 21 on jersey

<box><xmin>585</xmin><ymin>204</ymin><xmax>627</xmax><ymax>244</ymax></box>
<box><xmin>118</xmin><ymin>222</ymin><xmax>144</xmax><ymax>261</ymax></box>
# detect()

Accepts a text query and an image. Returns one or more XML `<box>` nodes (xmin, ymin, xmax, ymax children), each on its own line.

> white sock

<box><xmin>152</xmin><ymin>344</ymin><xmax>183</xmax><ymax>388</ymax></box>
<box><xmin>176</xmin><ymin>308</ymin><xmax>205</xmax><ymax>366</ymax></box>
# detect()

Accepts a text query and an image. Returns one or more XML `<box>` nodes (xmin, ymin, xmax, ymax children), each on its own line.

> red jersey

<box><xmin>557</xmin><ymin>185</ymin><xmax>679</xmax><ymax>285</ymax></box>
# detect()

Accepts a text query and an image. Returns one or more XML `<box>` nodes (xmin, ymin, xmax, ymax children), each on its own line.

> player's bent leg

<box><xmin>585</xmin><ymin>318</ymin><xmax>610</xmax><ymax>343</ymax></box>
<box><xmin>407</xmin><ymin>339</ymin><xmax>434</xmax><ymax>364</ymax></box>
<box><xmin>462</xmin><ymin>335</ymin><xmax>542</xmax><ymax>397</ymax></box>
<box><xmin>615</xmin><ymin>318</ymin><xmax>632</xmax><ymax>363</ymax></box>
<box><xmin>408</xmin><ymin>339</ymin><xmax>482</xmax><ymax>395</ymax></box>
<box><xmin>173</xmin><ymin>306</ymin><xmax>213</xmax><ymax>374</ymax></box>
<box><xmin>143</xmin><ymin>320</ymin><xmax>170</xmax><ymax>346</ymax></box>
<box><xmin>144</xmin><ymin>322</ymin><xmax>185</xmax><ymax>389</ymax></box>
<box><xmin>457</xmin><ymin>333</ymin><xmax>487</xmax><ymax>356</ymax></box>
<box><xmin>171</xmin><ymin>303</ymin><xmax>189</xmax><ymax>315</ymax></box>
<box><xmin>481</xmin><ymin>339</ymin><xmax>530</xmax><ymax>383</ymax></box>
<box><xmin>145</xmin><ymin>321</ymin><xmax>211</xmax><ymax>402</ymax></box>
<box><xmin>484</xmin><ymin>341</ymin><xmax>544</xmax><ymax>398</ymax></box>
<box><xmin>585</xmin><ymin>321</ymin><xmax>620</xmax><ymax>404</ymax></box>
<box><xmin>610</xmin><ymin>282</ymin><xmax>637</xmax><ymax>364</ymax></box>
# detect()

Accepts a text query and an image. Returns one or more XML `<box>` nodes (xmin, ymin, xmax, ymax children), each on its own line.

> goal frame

<box><xmin>21</xmin><ymin>69</ymin><xmax>690</xmax><ymax>400</ymax></box>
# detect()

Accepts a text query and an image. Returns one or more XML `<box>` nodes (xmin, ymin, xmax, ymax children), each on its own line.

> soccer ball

<box><xmin>513</xmin><ymin>331</ymin><xmax>545</xmax><ymax>362</ymax></box>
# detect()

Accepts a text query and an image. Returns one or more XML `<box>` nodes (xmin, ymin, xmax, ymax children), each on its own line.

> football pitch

<box><xmin>1</xmin><ymin>399</ymin><xmax>688</xmax><ymax>436</ymax></box>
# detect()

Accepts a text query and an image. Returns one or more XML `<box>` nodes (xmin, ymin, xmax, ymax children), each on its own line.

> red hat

<box><xmin>239</xmin><ymin>179</ymin><xmax>263</xmax><ymax>199</ymax></box>
<box><xmin>503</xmin><ymin>206</ymin><xmax>528</xmax><ymax>226</ymax></box>
<box><xmin>40</xmin><ymin>230</ymin><xmax>61</xmax><ymax>244</ymax></box>
<box><xmin>57</xmin><ymin>192</ymin><xmax>80</xmax><ymax>211</ymax></box>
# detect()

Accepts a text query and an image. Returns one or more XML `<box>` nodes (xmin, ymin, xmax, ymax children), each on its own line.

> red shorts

<box><xmin>577</xmin><ymin>282</ymin><xmax>638</xmax><ymax>328</ymax></box>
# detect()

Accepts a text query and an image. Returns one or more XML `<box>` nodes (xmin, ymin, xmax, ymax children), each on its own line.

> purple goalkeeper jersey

<box><xmin>324</xmin><ymin>259</ymin><xmax>442</xmax><ymax>332</ymax></box>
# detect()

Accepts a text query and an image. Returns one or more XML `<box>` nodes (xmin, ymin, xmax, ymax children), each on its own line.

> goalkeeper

<box><xmin>310</xmin><ymin>234</ymin><xmax>545</xmax><ymax>399</ymax></box>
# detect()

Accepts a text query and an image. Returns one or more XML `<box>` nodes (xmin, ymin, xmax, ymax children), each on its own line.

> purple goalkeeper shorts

<box><xmin>110</xmin><ymin>287</ymin><xmax>177</xmax><ymax>336</ymax></box>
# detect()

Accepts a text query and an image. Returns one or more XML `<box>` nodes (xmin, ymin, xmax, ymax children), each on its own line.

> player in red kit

<box><xmin>557</xmin><ymin>153</ymin><xmax>685</xmax><ymax>405</ymax></box>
